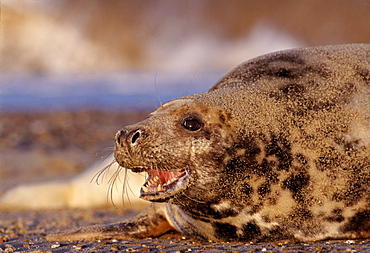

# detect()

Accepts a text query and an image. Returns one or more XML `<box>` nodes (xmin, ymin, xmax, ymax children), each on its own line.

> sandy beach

<box><xmin>0</xmin><ymin>110</ymin><xmax>369</xmax><ymax>252</ymax></box>
<box><xmin>1</xmin><ymin>206</ymin><xmax>370</xmax><ymax>252</ymax></box>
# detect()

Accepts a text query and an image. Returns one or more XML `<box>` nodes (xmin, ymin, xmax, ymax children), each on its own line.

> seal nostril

<box><xmin>117</xmin><ymin>130</ymin><xmax>126</xmax><ymax>145</ymax></box>
<box><xmin>132</xmin><ymin>131</ymin><xmax>140</xmax><ymax>144</ymax></box>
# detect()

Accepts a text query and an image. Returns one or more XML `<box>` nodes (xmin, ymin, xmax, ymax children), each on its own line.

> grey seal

<box><xmin>48</xmin><ymin>44</ymin><xmax>370</xmax><ymax>242</ymax></box>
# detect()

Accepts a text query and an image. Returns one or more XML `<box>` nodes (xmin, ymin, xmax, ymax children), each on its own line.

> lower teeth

<box><xmin>142</xmin><ymin>171</ymin><xmax>186</xmax><ymax>194</ymax></box>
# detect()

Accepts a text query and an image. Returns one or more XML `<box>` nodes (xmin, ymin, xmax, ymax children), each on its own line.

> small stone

<box><xmin>51</xmin><ymin>243</ymin><xmax>60</xmax><ymax>249</ymax></box>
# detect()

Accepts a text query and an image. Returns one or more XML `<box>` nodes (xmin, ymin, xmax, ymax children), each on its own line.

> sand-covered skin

<box><xmin>1</xmin><ymin>110</ymin><xmax>370</xmax><ymax>252</ymax></box>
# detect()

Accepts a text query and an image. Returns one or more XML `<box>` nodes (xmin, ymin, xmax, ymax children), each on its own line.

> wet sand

<box><xmin>1</xmin><ymin>110</ymin><xmax>370</xmax><ymax>252</ymax></box>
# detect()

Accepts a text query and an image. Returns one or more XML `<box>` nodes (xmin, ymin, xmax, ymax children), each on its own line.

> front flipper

<box><xmin>46</xmin><ymin>203</ymin><xmax>174</xmax><ymax>241</ymax></box>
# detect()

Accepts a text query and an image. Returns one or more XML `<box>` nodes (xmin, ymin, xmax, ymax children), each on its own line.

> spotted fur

<box><xmin>48</xmin><ymin>44</ymin><xmax>370</xmax><ymax>242</ymax></box>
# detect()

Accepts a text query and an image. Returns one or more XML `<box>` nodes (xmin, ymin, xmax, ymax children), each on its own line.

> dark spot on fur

<box><xmin>334</xmin><ymin>137</ymin><xmax>361</xmax><ymax>152</ymax></box>
<box><xmin>326</xmin><ymin>208</ymin><xmax>345</xmax><ymax>223</ymax></box>
<box><xmin>263</xmin><ymin>61</ymin><xmax>331</xmax><ymax>84</ymax></box>
<box><xmin>226</xmin><ymin>137</ymin><xmax>262</xmax><ymax>174</ymax></box>
<box><xmin>280</xmin><ymin>83</ymin><xmax>306</xmax><ymax>96</ymax></box>
<box><xmin>315</xmin><ymin>147</ymin><xmax>342</xmax><ymax>174</ymax></box>
<box><xmin>333</xmin><ymin>181</ymin><xmax>366</xmax><ymax>207</ymax></box>
<box><xmin>355</xmin><ymin>67</ymin><xmax>370</xmax><ymax>83</ymax></box>
<box><xmin>226</xmin><ymin>159</ymin><xmax>249</xmax><ymax>175</ymax></box>
<box><xmin>212</xmin><ymin>222</ymin><xmax>237</xmax><ymax>240</ymax></box>
<box><xmin>210</xmin><ymin>208</ymin><xmax>239</xmax><ymax>220</ymax></box>
<box><xmin>266</xmin><ymin>195</ymin><xmax>278</xmax><ymax>206</ymax></box>
<box><xmin>219</xmin><ymin>113</ymin><xmax>226</xmax><ymax>123</ymax></box>
<box><xmin>267</xmin><ymin>68</ymin><xmax>300</xmax><ymax>79</ymax></box>
<box><xmin>282</xmin><ymin>172</ymin><xmax>310</xmax><ymax>202</ymax></box>
<box><xmin>200</xmin><ymin>107</ymin><xmax>209</xmax><ymax>114</ymax></box>
<box><xmin>184</xmin><ymin>199</ymin><xmax>239</xmax><ymax>220</ymax></box>
<box><xmin>295</xmin><ymin>153</ymin><xmax>308</xmax><ymax>165</ymax></box>
<box><xmin>332</xmin><ymin>165</ymin><xmax>370</xmax><ymax>206</ymax></box>
<box><xmin>290</xmin><ymin>207</ymin><xmax>313</xmax><ymax>221</ymax></box>
<box><xmin>240</xmin><ymin>221</ymin><xmax>262</xmax><ymax>241</ymax></box>
<box><xmin>270</xmin><ymin>68</ymin><xmax>354</xmax><ymax>119</ymax></box>
<box><xmin>265</xmin><ymin>134</ymin><xmax>293</xmax><ymax>171</ymax></box>
<box><xmin>304</xmin><ymin>64</ymin><xmax>332</xmax><ymax>79</ymax></box>
<box><xmin>241</xmin><ymin>182</ymin><xmax>253</xmax><ymax>196</ymax></box>
<box><xmin>344</xmin><ymin>140</ymin><xmax>360</xmax><ymax>151</ymax></box>
<box><xmin>265</xmin><ymin>53</ymin><xmax>306</xmax><ymax>66</ymax></box>
<box><xmin>258</xmin><ymin>182</ymin><xmax>270</xmax><ymax>198</ymax></box>
<box><xmin>258</xmin><ymin>159</ymin><xmax>272</xmax><ymax>175</ymax></box>
<box><xmin>309</xmin><ymin>82</ymin><xmax>356</xmax><ymax>111</ymax></box>
<box><xmin>256</xmin><ymin>62</ymin><xmax>306</xmax><ymax>81</ymax></box>
<box><xmin>261</xmin><ymin>215</ymin><xmax>271</xmax><ymax>223</ymax></box>
<box><xmin>202</xmin><ymin>129</ymin><xmax>212</xmax><ymax>140</ymax></box>
<box><xmin>340</xmin><ymin>210</ymin><xmax>370</xmax><ymax>233</ymax></box>
<box><xmin>217</xmin><ymin>52</ymin><xmax>307</xmax><ymax>86</ymax></box>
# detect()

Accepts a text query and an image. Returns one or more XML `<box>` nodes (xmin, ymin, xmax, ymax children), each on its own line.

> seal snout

<box><xmin>116</xmin><ymin>128</ymin><xmax>142</xmax><ymax>147</ymax></box>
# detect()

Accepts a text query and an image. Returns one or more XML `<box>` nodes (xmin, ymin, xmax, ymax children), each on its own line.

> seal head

<box><xmin>114</xmin><ymin>98</ymin><xmax>237</xmax><ymax>205</ymax></box>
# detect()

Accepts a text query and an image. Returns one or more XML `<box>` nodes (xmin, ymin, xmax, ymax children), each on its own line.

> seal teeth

<box><xmin>164</xmin><ymin>177</ymin><xmax>176</xmax><ymax>187</ymax></box>
<box><xmin>141</xmin><ymin>185</ymin><xmax>149</xmax><ymax>193</ymax></box>
<box><xmin>146</xmin><ymin>176</ymin><xmax>160</xmax><ymax>187</ymax></box>
<box><xmin>141</xmin><ymin>169</ymin><xmax>187</xmax><ymax>196</ymax></box>
<box><xmin>147</xmin><ymin>179</ymin><xmax>155</xmax><ymax>186</ymax></box>
<box><xmin>157</xmin><ymin>184</ymin><xmax>163</xmax><ymax>192</ymax></box>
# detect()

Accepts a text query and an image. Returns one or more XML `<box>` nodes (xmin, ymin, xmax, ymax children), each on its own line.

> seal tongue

<box><xmin>141</xmin><ymin>169</ymin><xmax>186</xmax><ymax>194</ymax></box>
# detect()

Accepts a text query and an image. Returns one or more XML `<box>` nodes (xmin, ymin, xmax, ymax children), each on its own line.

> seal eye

<box><xmin>183</xmin><ymin>117</ymin><xmax>202</xmax><ymax>131</ymax></box>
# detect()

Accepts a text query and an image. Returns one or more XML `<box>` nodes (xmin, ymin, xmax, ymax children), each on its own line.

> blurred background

<box><xmin>1</xmin><ymin>0</ymin><xmax>370</xmax><ymax>194</ymax></box>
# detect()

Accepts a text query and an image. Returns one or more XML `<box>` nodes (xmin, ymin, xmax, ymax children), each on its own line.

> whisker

<box><xmin>100</xmin><ymin>146</ymin><xmax>115</xmax><ymax>153</ymax></box>
<box><xmin>106</xmin><ymin>164</ymin><xmax>125</xmax><ymax>208</ymax></box>
<box><xmin>185</xmin><ymin>70</ymin><xmax>198</xmax><ymax>96</ymax></box>
<box><xmin>121</xmin><ymin>168</ymin><xmax>131</xmax><ymax>207</ymax></box>
<box><xmin>91</xmin><ymin>157</ymin><xmax>117</xmax><ymax>185</ymax></box>
<box><xmin>154</xmin><ymin>71</ymin><xmax>163</xmax><ymax>107</ymax></box>
<box><xmin>130</xmin><ymin>171</ymin><xmax>146</xmax><ymax>195</ymax></box>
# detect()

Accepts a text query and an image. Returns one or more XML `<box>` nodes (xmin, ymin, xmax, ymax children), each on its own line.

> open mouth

<box><xmin>139</xmin><ymin>169</ymin><xmax>188</xmax><ymax>198</ymax></box>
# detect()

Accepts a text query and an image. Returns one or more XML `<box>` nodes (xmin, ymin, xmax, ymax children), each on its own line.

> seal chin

<box><xmin>138</xmin><ymin>168</ymin><xmax>189</xmax><ymax>202</ymax></box>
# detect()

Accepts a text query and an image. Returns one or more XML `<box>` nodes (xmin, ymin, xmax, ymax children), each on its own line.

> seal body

<box><xmin>48</xmin><ymin>44</ymin><xmax>370</xmax><ymax>242</ymax></box>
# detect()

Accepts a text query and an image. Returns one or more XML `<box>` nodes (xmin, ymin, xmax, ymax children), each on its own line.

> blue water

<box><xmin>0</xmin><ymin>71</ymin><xmax>223</xmax><ymax>112</ymax></box>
